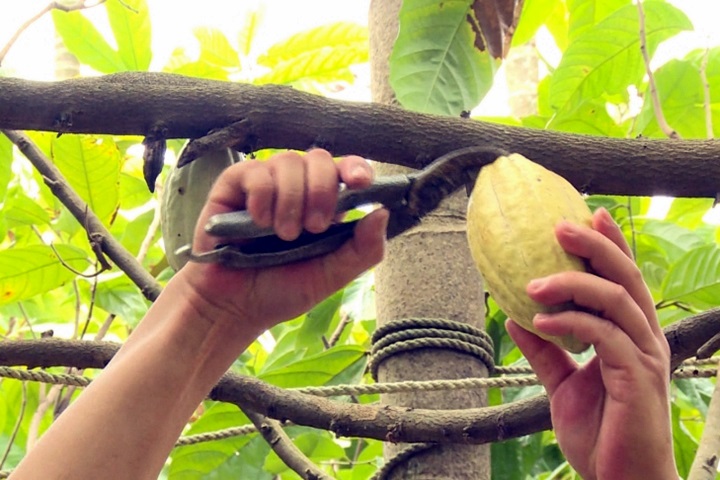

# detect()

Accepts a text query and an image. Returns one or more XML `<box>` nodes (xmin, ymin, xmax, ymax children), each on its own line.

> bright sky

<box><xmin>3</xmin><ymin>0</ymin><xmax>720</xmax><ymax>110</ymax></box>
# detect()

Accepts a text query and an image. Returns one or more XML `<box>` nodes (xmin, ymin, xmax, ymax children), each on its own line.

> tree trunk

<box><xmin>368</xmin><ymin>1</ymin><xmax>491</xmax><ymax>478</ymax></box>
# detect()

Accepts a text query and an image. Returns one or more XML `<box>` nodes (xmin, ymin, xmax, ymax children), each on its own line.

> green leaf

<box><xmin>0</xmin><ymin>244</ymin><xmax>89</xmax><ymax>305</ymax></box>
<box><xmin>342</xmin><ymin>272</ymin><xmax>376</xmax><ymax>323</ymax></box>
<box><xmin>168</xmin><ymin>402</ymin><xmax>253</xmax><ymax>479</ymax></box>
<box><xmin>264</xmin><ymin>431</ymin><xmax>345</xmax><ymax>475</ymax></box>
<box><xmin>111</xmin><ymin>208</ymin><xmax>156</xmax><ymax>258</ymax></box>
<box><xmin>634</xmin><ymin>48</ymin><xmax>720</xmax><ymax>139</ymax></box>
<box><xmin>105</xmin><ymin>0</ymin><xmax>152</xmax><ymax>71</ymax></box>
<box><xmin>512</xmin><ymin>0</ymin><xmax>561</xmax><ymax>47</ymax></box>
<box><xmin>256</xmin><ymin>45</ymin><xmax>367</xmax><ymax>86</ymax></box>
<box><xmin>636</xmin><ymin>220</ymin><xmax>705</xmax><ymax>263</ymax></box>
<box><xmin>260</xmin><ymin>322</ymin><xmax>308</xmax><ymax>374</ymax></box>
<box><xmin>237</xmin><ymin>9</ymin><xmax>263</xmax><ymax>57</ymax></box>
<box><xmin>662</xmin><ymin>244</ymin><xmax>720</xmax><ymax>309</ymax></box>
<box><xmin>259</xmin><ymin>345</ymin><xmax>367</xmax><ymax>388</ymax></box>
<box><xmin>193</xmin><ymin>27</ymin><xmax>240</xmax><ymax>68</ymax></box>
<box><xmin>671</xmin><ymin>403</ymin><xmax>698</xmax><ymax>478</ymax></box>
<box><xmin>51</xmin><ymin>135</ymin><xmax>121</xmax><ymax>225</ymax></box>
<box><xmin>119</xmin><ymin>171</ymin><xmax>152</xmax><ymax>210</ymax></box>
<box><xmin>547</xmin><ymin>98</ymin><xmax>628</xmax><ymax>136</ymax></box>
<box><xmin>295</xmin><ymin>289</ymin><xmax>343</xmax><ymax>348</ymax></box>
<box><xmin>0</xmin><ymin>134</ymin><xmax>11</xmax><ymax>203</ymax></box>
<box><xmin>3</xmin><ymin>186</ymin><xmax>52</xmax><ymax>228</ymax></box>
<box><xmin>259</xmin><ymin>22</ymin><xmax>367</xmax><ymax>67</ymax></box>
<box><xmin>566</xmin><ymin>0</ymin><xmax>630</xmax><ymax>42</ymax></box>
<box><xmin>390</xmin><ymin>0</ymin><xmax>499</xmax><ymax>115</ymax></box>
<box><xmin>549</xmin><ymin>2</ymin><xmax>692</xmax><ymax>116</ymax></box>
<box><xmin>95</xmin><ymin>275</ymin><xmax>150</xmax><ymax>325</ymax></box>
<box><xmin>544</xmin><ymin>1</ymin><xmax>569</xmax><ymax>52</ymax></box>
<box><xmin>0</xmin><ymin>381</ymin><xmax>53</xmax><ymax>464</ymax></box>
<box><xmin>52</xmin><ymin>9</ymin><xmax>124</xmax><ymax>73</ymax></box>
<box><xmin>665</xmin><ymin>198</ymin><xmax>716</xmax><ymax>230</ymax></box>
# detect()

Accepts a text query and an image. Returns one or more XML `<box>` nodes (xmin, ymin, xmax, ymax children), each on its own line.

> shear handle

<box><xmin>204</xmin><ymin>174</ymin><xmax>414</xmax><ymax>239</ymax></box>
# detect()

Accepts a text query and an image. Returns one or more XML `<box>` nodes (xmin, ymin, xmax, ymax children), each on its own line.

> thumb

<box><xmin>322</xmin><ymin>208</ymin><xmax>388</xmax><ymax>287</ymax></box>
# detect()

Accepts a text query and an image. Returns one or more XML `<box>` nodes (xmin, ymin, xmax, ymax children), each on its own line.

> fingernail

<box><xmin>350</xmin><ymin>165</ymin><xmax>370</xmax><ymax>182</ymax></box>
<box><xmin>561</xmin><ymin>220</ymin><xmax>579</xmax><ymax>231</ymax></box>
<box><xmin>600</xmin><ymin>208</ymin><xmax>616</xmax><ymax>228</ymax></box>
<box><xmin>307</xmin><ymin>211</ymin><xmax>327</xmax><ymax>232</ymax></box>
<box><xmin>527</xmin><ymin>278</ymin><xmax>547</xmax><ymax>291</ymax></box>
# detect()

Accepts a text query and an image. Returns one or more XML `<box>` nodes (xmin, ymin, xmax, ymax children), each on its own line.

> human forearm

<box><xmin>11</xmin><ymin>269</ymin><xmax>261</xmax><ymax>480</ymax></box>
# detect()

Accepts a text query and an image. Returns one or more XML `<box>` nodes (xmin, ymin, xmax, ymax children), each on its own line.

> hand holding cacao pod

<box><xmin>466</xmin><ymin>153</ymin><xmax>593</xmax><ymax>353</ymax></box>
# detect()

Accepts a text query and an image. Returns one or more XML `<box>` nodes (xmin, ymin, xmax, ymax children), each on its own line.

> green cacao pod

<box><xmin>466</xmin><ymin>153</ymin><xmax>592</xmax><ymax>353</ymax></box>
<box><xmin>161</xmin><ymin>148</ymin><xmax>241</xmax><ymax>271</ymax></box>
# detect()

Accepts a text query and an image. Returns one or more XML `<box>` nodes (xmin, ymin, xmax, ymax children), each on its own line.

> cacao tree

<box><xmin>0</xmin><ymin>1</ymin><xmax>719</xmax><ymax>479</ymax></box>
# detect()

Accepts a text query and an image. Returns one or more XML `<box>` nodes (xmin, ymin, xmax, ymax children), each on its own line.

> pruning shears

<box><xmin>175</xmin><ymin>146</ymin><xmax>507</xmax><ymax>269</ymax></box>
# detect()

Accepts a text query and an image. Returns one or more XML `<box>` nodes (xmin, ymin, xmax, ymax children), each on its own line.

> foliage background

<box><xmin>1</xmin><ymin>0</ymin><xmax>719</xmax><ymax>478</ymax></box>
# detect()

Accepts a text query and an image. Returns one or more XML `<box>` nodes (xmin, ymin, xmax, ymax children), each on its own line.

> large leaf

<box><xmin>662</xmin><ymin>244</ymin><xmax>720</xmax><ymax>309</ymax></box>
<box><xmin>390</xmin><ymin>0</ymin><xmax>499</xmax><ymax>115</ymax></box>
<box><xmin>511</xmin><ymin>0</ymin><xmax>561</xmax><ymax>47</ymax></box>
<box><xmin>634</xmin><ymin>48</ymin><xmax>720</xmax><ymax>139</ymax></box>
<box><xmin>566</xmin><ymin>0</ymin><xmax>630</xmax><ymax>42</ymax></box>
<box><xmin>671</xmin><ymin>403</ymin><xmax>699</xmax><ymax>478</ymax></box>
<box><xmin>52</xmin><ymin>9</ymin><xmax>124</xmax><ymax>73</ymax></box>
<box><xmin>119</xmin><ymin>171</ymin><xmax>152</xmax><ymax>210</ymax></box>
<box><xmin>168</xmin><ymin>402</ymin><xmax>253</xmax><ymax>479</ymax></box>
<box><xmin>255</xmin><ymin>22</ymin><xmax>367</xmax><ymax>87</ymax></box>
<box><xmin>237</xmin><ymin>8</ymin><xmax>263</xmax><ymax>57</ymax></box>
<box><xmin>51</xmin><ymin>135</ymin><xmax>121</xmax><ymax>225</ymax></box>
<box><xmin>258</xmin><ymin>345</ymin><xmax>367</xmax><ymax>388</ymax></box>
<box><xmin>549</xmin><ymin>2</ymin><xmax>692</xmax><ymax>116</ymax></box>
<box><xmin>665</xmin><ymin>198</ymin><xmax>716</xmax><ymax>230</ymax></box>
<box><xmin>0</xmin><ymin>244</ymin><xmax>90</xmax><ymax>305</ymax></box>
<box><xmin>295</xmin><ymin>289</ymin><xmax>343</xmax><ymax>349</ymax></box>
<box><xmin>636</xmin><ymin>220</ymin><xmax>705</xmax><ymax>264</ymax></box>
<box><xmin>264</xmin><ymin>431</ymin><xmax>346</xmax><ymax>475</ymax></box>
<box><xmin>2</xmin><ymin>186</ymin><xmax>51</xmax><ymax>228</ymax></box>
<box><xmin>105</xmin><ymin>0</ymin><xmax>152</xmax><ymax>71</ymax></box>
<box><xmin>255</xmin><ymin>45</ymin><xmax>367</xmax><ymax>86</ymax></box>
<box><xmin>193</xmin><ymin>27</ymin><xmax>240</xmax><ymax>68</ymax></box>
<box><xmin>95</xmin><ymin>275</ymin><xmax>151</xmax><ymax>326</ymax></box>
<box><xmin>259</xmin><ymin>22</ymin><xmax>367</xmax><ymax>67</ymax></box>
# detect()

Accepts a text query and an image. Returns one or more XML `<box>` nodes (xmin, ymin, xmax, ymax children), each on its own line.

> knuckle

<box><xmin>608</xmin><ymin>282</ymin><xmax>630</xmax><ymax>303</ymax></box>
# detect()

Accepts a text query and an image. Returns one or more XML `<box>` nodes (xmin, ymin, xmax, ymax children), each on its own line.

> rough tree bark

<box><xmin>369</xmin><ymin>1</ymin><xmax>490</xmax><ymax>478</ymax></box>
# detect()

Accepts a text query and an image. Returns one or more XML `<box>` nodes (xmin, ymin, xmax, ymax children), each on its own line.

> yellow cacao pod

<box><xmin>161</xmin><ymin>148</ymin><xmax>241</xmax><ymax>271</ymax></box>
<box><xmin>466</xmin><ymin>153</ymin><xmax>592</xmax><ymax>353</ymax></box>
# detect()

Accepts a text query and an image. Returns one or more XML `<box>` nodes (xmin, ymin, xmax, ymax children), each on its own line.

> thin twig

<box><xmin>48</xmin><ymin>242</ymin><xmax>106</xmax><ymax>278</ymax></box>
<box><xmin>16</xmin><ymin>304</ymin><xmax>36</xmax><ymax>339</ymax></box>
<box><xmin>244</xmin><ymin>409</ymin><xmax>331</xmax><ymax>480</ymax></box>
<box><xmin>94</xmin><ymin>314</ymin><xmax>117</xmax><ymax>342</ymax></box>
<box><xmin>79</xmin><ymin>273</ymin><xmax>99</xmax><ymax>339</ymax></box>
<box><xmin>688</xmin><ymin>359</ymin><xmax>720</xmax><ymax>480</ymax></box>
<box><xmin>637</xmin><ymin>0</ymin><xmax>679</xmax><ymax>139</ymax></box>
<box><xmin>0</xmin><ymin>1</ymin><xmax>106</xmax><ymax>66</ymax></box>
<box><xmin>0</xmin><ymin>382</ymin><xmax>26</xmax><ymax>470</ymax></box>
<box><xmin>700</xmin><ymin>47</ymin><xmax>714</xmax><ymax>140</ymax></box>
<box><xmin>326</xmin><ymin>312</ymin><xmax>353</xmax><ymax>349</ymax></box>
<box><xmin>1</xmin><ymin>130</ymin><xmax>162</xmax><ymax>302</ymax></box>
<box><xmin>27</xmin><ymin>383</ymin><xmax>63</xmax><ymax>450</ymax></box>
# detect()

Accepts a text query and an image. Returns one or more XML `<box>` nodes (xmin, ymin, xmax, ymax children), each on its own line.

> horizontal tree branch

<box><xmin>1</xmin><ymin>306</ymin><xmax>718</xmax><ymax>444</ymax></box>
<box><xmin>1</xmin><ymin>73</ymin><xmax>720</xmax><ymax>198</ymax></box>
